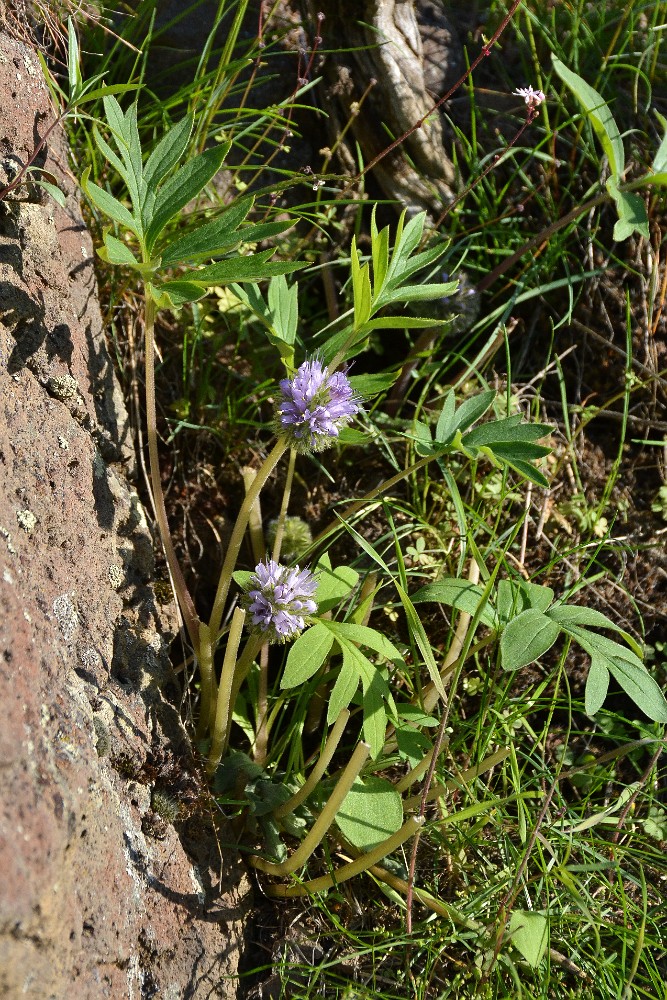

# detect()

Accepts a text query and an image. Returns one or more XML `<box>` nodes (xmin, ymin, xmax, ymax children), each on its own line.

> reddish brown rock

<box><xmin>0</xmin><ymin>30</ymin><xmax>249</xmax><ymax>999</ymax></box>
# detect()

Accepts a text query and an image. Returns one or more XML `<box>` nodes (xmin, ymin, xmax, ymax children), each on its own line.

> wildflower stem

<box><xmin>208</xmin><ymin>438</ymin><xmax>289</xmax><ymax>643</ymax></box>
<box><xmin>263</xmin><ymin>816</ymin><xmax>425</xmax><ymax>896</ymax></box>
<box><xmin>206</xmin><ymin>607</ymin><xmax>246</xmax><ymax>778</ymax></box>
<box><xmin>251</xmin><ymin>741</ymin><xmax>371</xmax><ymax>875</ymax></box>
<box><xmin>312</xmin><ymin>455</ymin><xmax>435</xmax><ymax>546</ymax></box>
<box><xmin>144</xmin><ymin>295</ymin><xmax>200</xmax><ymax>657</ymax></box>
<box><xmin>274</xmin><ymin>709</ymin><xmax>351</xmax><ymax>819</ymax></box>
<box><xmin>271</xmin><ymin>448</ymin><xmax>297</xmax><ymax>562</ymax></box>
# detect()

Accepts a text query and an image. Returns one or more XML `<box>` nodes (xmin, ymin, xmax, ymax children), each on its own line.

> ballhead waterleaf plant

<box><xmin>243</xmin><ymin>559</ymin><xmax>318</xmax><ymax>643</ymax></box>
<box><xmin>277</xmin><ymin>357</ymin><xmax>360</xmax><ymax>452</ymax></box>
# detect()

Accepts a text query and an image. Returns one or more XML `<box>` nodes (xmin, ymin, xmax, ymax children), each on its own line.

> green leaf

<box><xmin>497</xmin><ymin>580</ymin><xmax>553</xmax><ymax>622</ymax></box>
<box><xmin>568</xmin><ymin>627</ymin><xmax>667</xmax><ymax>721</ymax></box>
<box><xmin>552</xmin><ymin>55</ymin><xmax>625</xmax><ymax>177</ymax></box>
<box><xmin>435</xmin><ymin>391</ymin><xmax>457</xmax><ymax>444</ymax></box>
<box><xmin>281</xmin><ymin>622</ymin><xmax>334</xmax><ymax>688</ymax></box>
<box><xmin>500</xmin><ymin>609</ymin><xmax>561</xmax><ymax>670</ymax></box>
<box><xmin>93</xmin><ymin>125</ymin><xmax>135</xmax><ymax>200</ymax></box>
<box><xmin>362</xmin><ymin>675</ymin><xmax>389</xmax><ymax>760</ymax></box>
<box><xmin>377</xmin><ymin>281</ymin><xmax>458</xmax><ymax>308</ymax></box>
<box><xmin>370</xmin><ymin>207</ymin><xmax>390</xmax><ymax>298</ymax></box>
<box><xmin>364</xmin><ymin>315</ymin><xmax>443</xmax><ymax>331</ymax></box>
<box><xmin>143</xmin><ymin>113</ymin><xmax>194</xmax><ymax>191</ymax></box>
<box><xmin>323</xmin><ymin>621</ymin><xmax>404</xmax><ymax>667</ymax></box>
<box><xmin>462</xmin><ymin>417</ymin><xmax>552</xmax><ymax>448</ymax></box>
<box><xmin>336</xmin><ymin>776</ymin><xmax>403</xmax><ymax>850</ymax></box>
<box><xmin>314</xmin><ymin>559</ymin><xmax>359</xmax><ymax>612</ymax></box>
<box><xmin>67</xmin><ymin>18</ymin><xmax>82</xmax><ymax>101</ymax></box>
<box><xmin>508</xmin><ymin>911</ymin><xmax>549</xmax><ymax>968</ymax></box>
<box><xmin>159</xmin><ymin>198</ymin><xmax>252</xmax><ymax>266</ymax></box>
<box><xmin>585</xmin><ymin>654</ymin><xmax>610</xmax><ymax>716</ymax></box>
<box><xmin>327</xmin><ymin>654</ymin><xmax>360</xmax><ymax>724</ymax></box>
<box><xmin>99</xmin><ymin>232</ymin><xmax>140</xmax><ymax>266</ymax></box>
<box><xmin>547</xmin><ymin>604</ymin><xmax>626</xmax><ymax>633</ymax></box>
<box><xmin>351</xmin><ymin>236</ymin><xmax>372</xmax><ymax>328</ymax></box>
<box><xmin>145</xmin><ymin>143</ymin><xmax>229</xmax><ymax>252</ymax></box>
<box><xmin>412</xmin><ymin>419</ymin><xmax>434</xmax><ymax>458</ymax></box>
<box><xmin>82</xmin><ymin>167</ymin><xmax>140</xmax><ymax>237</ymax></box>
<box><xmin>348</xmin><ymin>371</ymin><xmax>400</xmax><ymax>397</ymax></box>
<box><xmin>452</xmin><ymin>389</ymin><xmax>496</xmax><ymax>434</ymax></box>
<box><xmin>267</xmin><ymin>275</ymin><xmax>298</xmax><ymax>345</ymax></box>
<box><xmin>606</xmin><ymin>658</ymin><xmax>667</xmax><ymax>722</ymax></box>
<box><xmin>386</xmin><ymin>211</ymin><xmax>426</xmax><ymax>284</ymax></box>
<box><xmin>186</xmin><ymin>251</ymin><xmax>303</xmax><ymax>285</ymax></box>
<box><xmin>606</xmin><ymin>175</ymin><xmax>650</xmax><ymax>241</ymax></box>
<box><xmin>33</xmin><ymin>180</ymin><xmax>66</xmax><ymax>208</ymax></box>
<box><xmin>151</xmin><ymin>280</ymin><xmax>208</xmax><ymax>306</ymax></box>
<box><xmin>412</xmin><ymin>578</ymin><xmax>497</xmax><ymax>628</ymax></box>
<box><xmin>652</xmin><ymin>110</ymin><xmax>667</xmax><ymax>173</ymax></box>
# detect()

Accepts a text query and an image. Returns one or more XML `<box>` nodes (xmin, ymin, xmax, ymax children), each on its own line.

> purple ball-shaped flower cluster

<box><xmin>277</xmin><ymin>357</ymin><xmax>359</xmax><ymax>452</ymax></box>
<box><xmin>244</xmin><ymin>559</ymin><xmax>318</xmax><ymax>643</ymax></box>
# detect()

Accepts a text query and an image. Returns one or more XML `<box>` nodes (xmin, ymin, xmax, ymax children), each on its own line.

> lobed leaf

<box><xmin>281</xmin><ymin>622</ymin><xmax>334</xmax><ymax>688</ymax></box>
<box><xmin>145</xmin><ymin>143</ymin><xmax>230</xmax><ymax>252</ymax></box>
<box><xmin>500</xmin><ymin>609</ymin><xmax>561</xmax><ymax>670</ymax></box>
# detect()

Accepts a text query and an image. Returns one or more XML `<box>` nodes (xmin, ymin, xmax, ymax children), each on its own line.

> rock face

<box><xmin>0</xmin><ymin>30</ymin><xmax>248</xmax><ymax>999</ymax></box>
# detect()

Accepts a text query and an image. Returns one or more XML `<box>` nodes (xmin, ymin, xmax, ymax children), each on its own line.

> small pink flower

<box><xmin>514</xmin><ymin>86</ymin><xmax>546</xmax><ymax>110</ymax></box>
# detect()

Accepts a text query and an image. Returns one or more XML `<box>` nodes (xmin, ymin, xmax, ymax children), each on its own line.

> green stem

<box><xmin>271</xmin><ymin>448</ymin><xmax>297</xmax><ymax>562</ymax></box>
<box><xmin>195</xmin><ymin>621</ymin><xmax>214</xmax><ymax>743</ymax></box>
<box><xmin>206</xmin><ymin>607</ymin><xmax>246</xmax><ymax>778</ymax></box>
<box><xmin>265</xmin><ymin>816</ymin><xmax>424</xmax><ymax>896</ymax></box>
<box><xmin>312</xmin><ymin>455</ymin><xmax>434</xmax><ymax>548</ymax></box>
<box><xmin>274</xmin><ymin>709</ymin><xmax>351</xmax><ymax>819</ymax></box>
<box><xmin>144</xmin><ymin>295</ymin><xmax>200</xmax><ymax>656</ymax></box>
<box><xmin>251</xmin><ymin>741</ymin><xmax>371</xmax><ymax>876</ymax></box>
<box><xmin>208</xmin><ymin>438</ymin><xmax>289</xmax><ymax>642</ymax></box>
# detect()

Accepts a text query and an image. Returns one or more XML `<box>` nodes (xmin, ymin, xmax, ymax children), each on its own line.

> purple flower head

<box><xmin>277</xmin><ymin>357</ymin><xmax>359</xmax><ymax>453</ymax></box>
<box><xmin>244</xmin><ymin>559</ymin><xmax>318</xmax><ymax>643</ymax></box>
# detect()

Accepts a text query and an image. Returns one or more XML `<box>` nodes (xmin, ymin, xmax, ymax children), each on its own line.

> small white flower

<box><xmin>514</xmin><ymin>85</ymin><xmax>546</xmax><ymax>110</ymax></box>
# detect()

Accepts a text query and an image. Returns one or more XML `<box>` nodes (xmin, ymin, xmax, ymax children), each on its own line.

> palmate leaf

<box><xmin>558</xmin><ymin>624</ymin><xmax>667</xmax><ymax>721</ymax></box>
<box><xmin>159</xmin><ymin>198</ymin><xmax>253</xmax><ymax>265</ymax></box>
<box><xmin>144</xmin><ymin>142</ymin><xmax>231</xmax><ymax>253</ymax></box>
<box><xmin>500</xmin><ymin>609</ymin><xmax>561</xmax><ymax>671</ymax></box>
<box><xmin>336</xmin><ymin>776</ymin><xmax>403</xmax><ymax>850</ymax></box>
<box><xmin>143</xmin><ymin>113</ymin><xmax>194</xmax><ymax>191</ymax></box>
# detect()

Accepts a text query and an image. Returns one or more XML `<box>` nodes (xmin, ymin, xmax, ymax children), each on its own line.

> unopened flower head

<box><xmin>277</xmin><ymin>357</ymin><xmax>359</xmax><ymax>452</ymax></box>
<box><xmin>244</xmin><ymin>559</ymin><xmax>318</xmax><ymax>643</ymax></box>
<box><xmin>513</xmin><ymin>85</ymin><xmax>546</xmax><ymax>110</ymax></box>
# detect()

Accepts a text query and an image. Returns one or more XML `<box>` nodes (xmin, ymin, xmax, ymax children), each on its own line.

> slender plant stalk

<box><xmin>206</xmin><ymin>607</ymin><xmax>246</xmax><ymax>777</ymax></box>
<box><xmin>241</xmin><ymin>466</ymin><xmax>266</xmax><ymax>563</ymax></box>
<box><xmin>271</xmin><ymin>447</ymin><xmax>297</xmax><ymax>562</ymax></box>
<box><xmin>196</xmin><ymin>622</ymin><xmax>214</xmax><ymax>743</ymax></box>
<box><xmin>274</xmin><ymin>709</ymin><xmax>351</xmax><ymax>819</ymax></box>
<box><xmin>208</xmin><ymin>438</ymin><xmax>289</xmax><ymax>642</ymax></box>
<box><xmin>253</xmin><ymin>642</ymin><xmax>270</xmax><ymax>765</ymax></box>
<box><xmin>264</xmin><ymin>816</ymin><xmax>424</xmax><ymax>896</ymax></box>
<box><xmin>251</xmin><ymin>741</ymin><xmax>371</xmax><ymax>876</ymax></box>
<box><xmin>143</xmin><ymin>296</ymin><xmax>201</xmax><ymax>656</ymax></box>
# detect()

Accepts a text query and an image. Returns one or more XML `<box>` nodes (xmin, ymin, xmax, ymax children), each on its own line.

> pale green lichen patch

<box><xmin>52</xmin><ymin>593</ymin><xmax>78</xmax><ymax>641</ymax></box>
<box><xmin>16</xmin><ymin>508</ymin><xmax>37</xmax><ymax>535</ymax></box>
